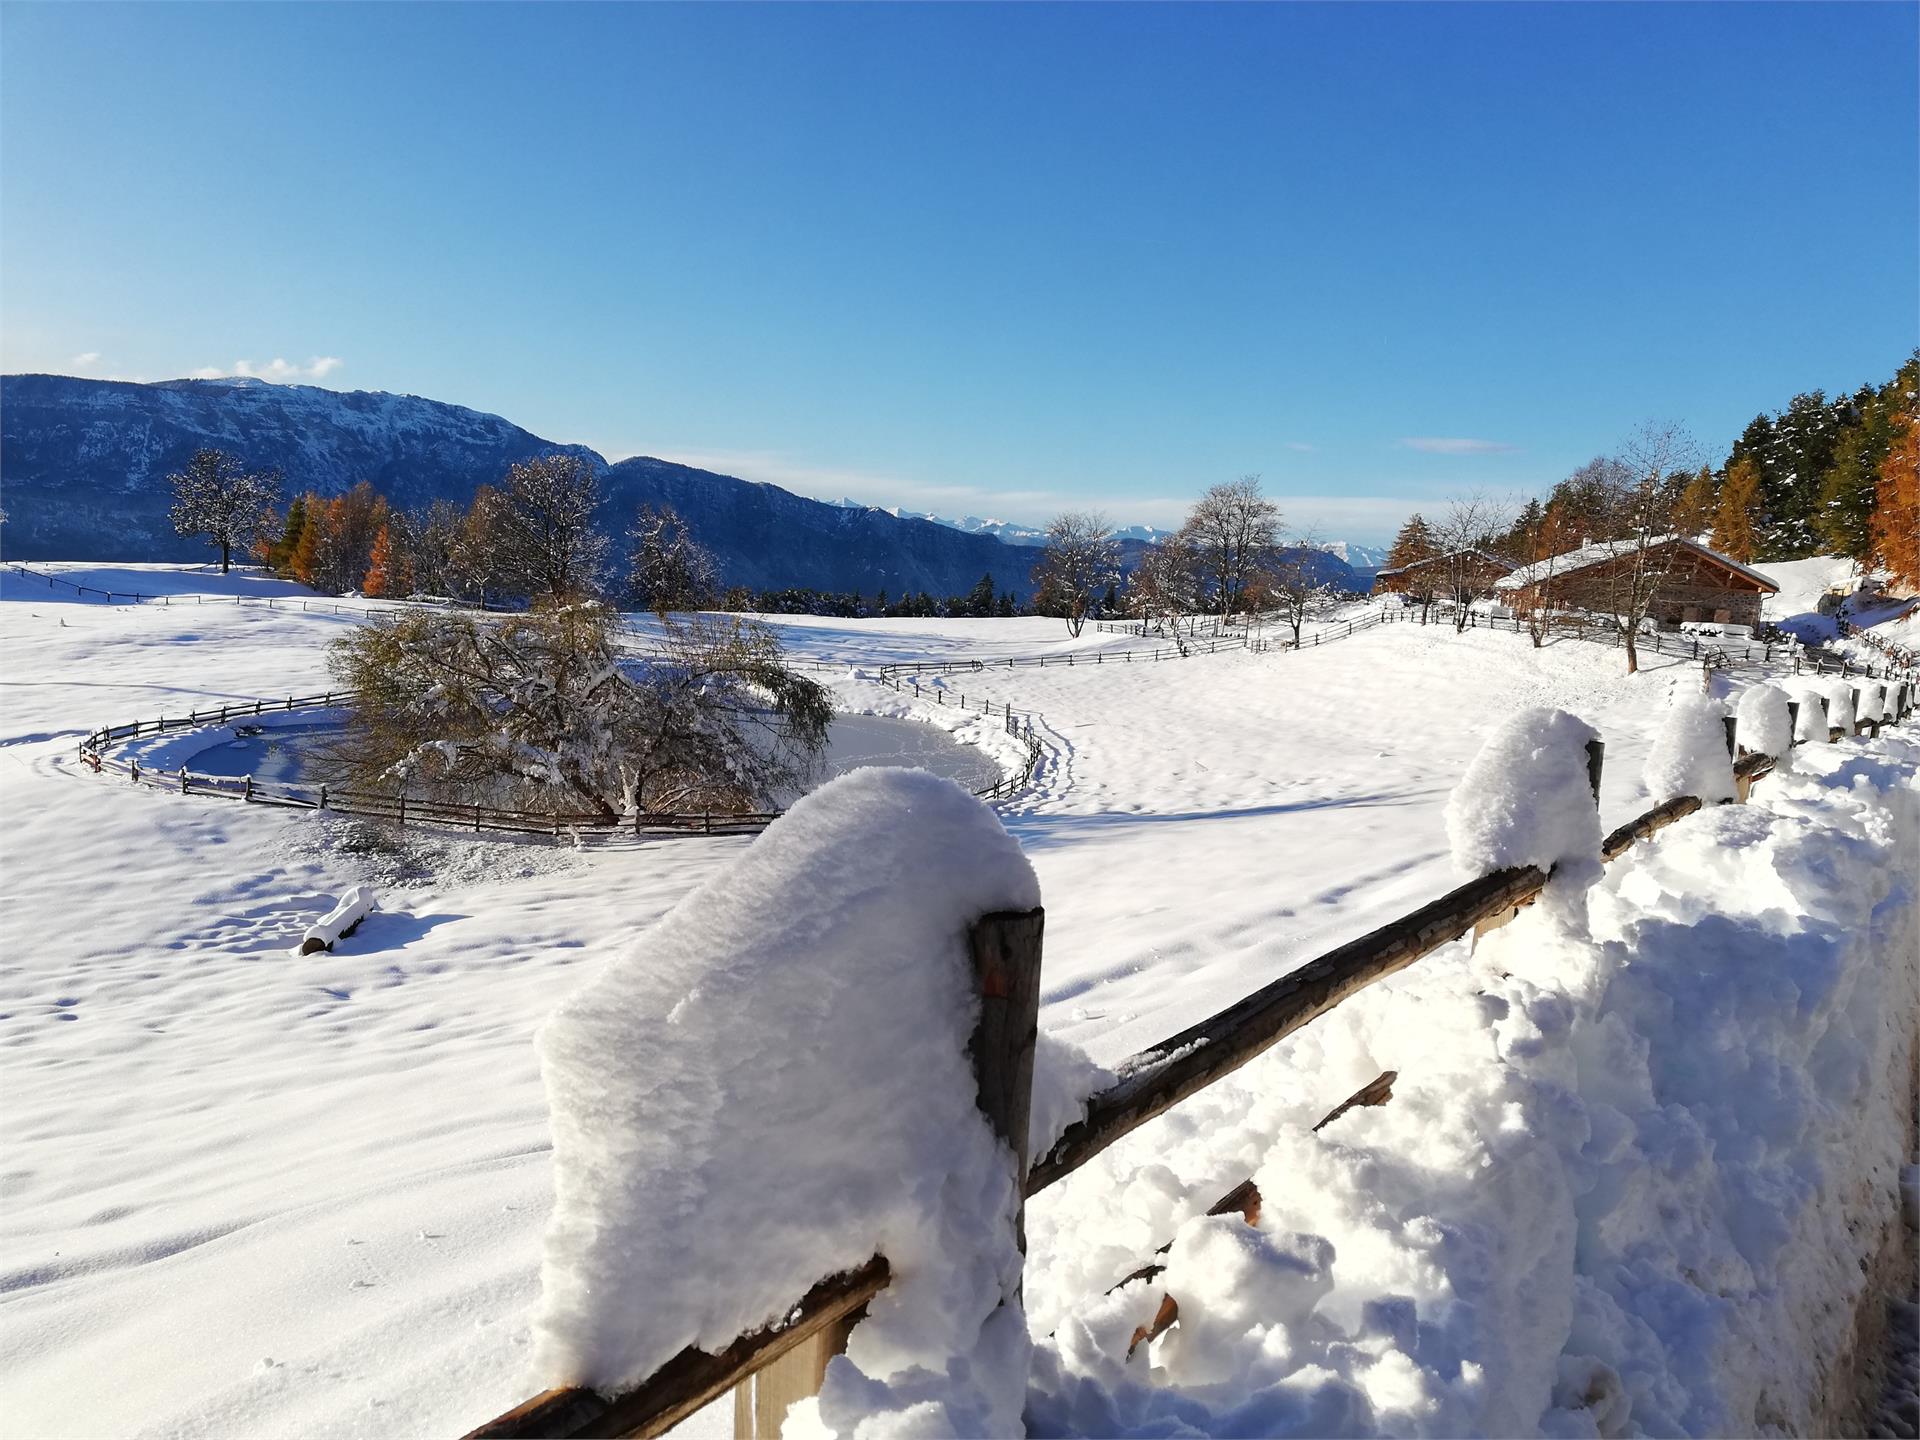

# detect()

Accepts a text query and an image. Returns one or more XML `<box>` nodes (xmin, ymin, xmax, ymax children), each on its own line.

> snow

<box><xmin>533</xmin><ymin>769</ymin><xmax>1039</xmax><ymax>1435</ymax></box>
<box><xmin>1642</xmin><ymin>694</ymin><xmax>1735</xmax><ymax>804</ymax></box>
<box><xmin>1443</xmin><ymin>708</ymin><xmax>1604</xmax><ymax>928</ymax></box>
<box><xmin>1734</xmin><ymin>683</ymin><xmax>1794</xmax><ymax>759</ymax></box>
<box><xmin>1856</xmin><ymin>680</ymin><xmax>1887</xmax><ymax>728</ymax></box>
<box><xmin>1026</xmin><ymin>731</ymin><xmax>1920</xmax><ymax>1437</ymax></box>
<box><xmin>3</xmin><ymin>562</ymin><xmax>1916</xmax><ymax>1439</ymax></box>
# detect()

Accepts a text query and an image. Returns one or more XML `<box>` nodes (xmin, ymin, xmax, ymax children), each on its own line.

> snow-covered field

<box><xmin>1</xmin><ymin>563</ymin><xmax>1914</xmax><ymax>1438</ymax></box>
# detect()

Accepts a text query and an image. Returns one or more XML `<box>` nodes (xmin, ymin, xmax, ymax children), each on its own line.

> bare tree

<box><xmin>1269</xmin><ymin>533</ymin><xmax>1340</xmax><ymax>646</ymax></box>
<box><xmin>1128</xmin><ymin>532</ymin><xmax>1202</xmax><ymax>647</ymax></box>
<box><xmin>1506</xmin><ymin>499</ymin><xmax>1562</xmax><ymax>649</ymax></box>
<box><xmin>1553</xmin><ymin>424</ymin><xmax>1697</xmax><ymax>674</ymax></box>
<box><xmin>324</xmin><ymin>602</ymin><xmax>830</xmax><ymax>820</ymax></box>
<box><xmin>495</xmin><ymin>453</ymin><xmax>609</xmax><ymax>602</ymax></box>
<box><xmin>628</xmin><ymin>505</ymin><xmax>719</xmax><ymax>613</ymax></box>
<box><xmin>1432</xmin><ymin>492</ymin><xmax>1513</xmax><ymax>633</ymax></box>
<box><xmin>167</xmin><ymin>449</ymin><xmax>281</xmax><ymax>574</ymax></box>
<box><xmin>1179</xmin><ymin>475</ymin><xmax>1282</xmax><ymax>617</ymax></box>
<box><xmin>1032</xmin><ymin>511</ymin><xmax>1120</xmax><ymax>637</ymax></box>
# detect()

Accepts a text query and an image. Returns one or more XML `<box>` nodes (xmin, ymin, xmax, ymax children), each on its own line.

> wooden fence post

<box><xmin>1585</xmin><ymin>738</ymin><xmax>1605</xmax><ymax>805</ymax></box>
<box><xmin>1785</xmin><ymin>700</ymin><xmax>1800</xmax><ymax>746</ymax></box>
<box><xmin>730</xmin><ymin>908</ymin><xmax>1044</xmax><ymax>1440</ymax></box>
<box><xmin>1721</xmin><ymin>714</ymin><xmax>1738</xmax><ymax>761</ymax></box>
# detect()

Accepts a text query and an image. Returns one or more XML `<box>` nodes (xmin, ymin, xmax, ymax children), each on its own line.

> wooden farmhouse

<box><xmin>1371</xmin><ymin>549</ymin><xmax>1516</xmax><ymax>602</ymax></box>
<box><xmin>1493</xmin><ymin>536</ymin><xmax>1779</xmax><ymax>632</ymax></box>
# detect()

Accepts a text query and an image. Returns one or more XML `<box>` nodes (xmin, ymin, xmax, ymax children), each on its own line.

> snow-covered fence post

<box><xmin>1721</xmin><ymin>714</ymin><xmax>1738</xmax><ymax>761</ymax></box>
<box><xmin>1785</xmin><ymin>700</ymin><xmax>1800</xmax><ymax>744</ymax></box>
<box><xmin>729</xmin><ymin>906</ymin><xmax>1044</xmax><ymax>1440</ymax></box>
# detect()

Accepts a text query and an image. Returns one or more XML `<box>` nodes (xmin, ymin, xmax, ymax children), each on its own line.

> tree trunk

<box><xmin>1624</xmin><ymin>629</ymin><xmax>1640</xmax><ymax>674</ymax></box>
<box><xmin>221</xmin><ymin>541</ymin><xmax>231</xmax><ymax>575</ymax></box>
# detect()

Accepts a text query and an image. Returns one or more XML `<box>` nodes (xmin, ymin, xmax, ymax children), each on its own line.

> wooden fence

<box><xmin>465</xmin><ymin>681</ymin><xmax>1915</xmax><ymax>1440</ymax></box>
<box><xmin>75</xmin><ymin>680</ymin><xmax>1047</xmax><ymax>839</ymax></box>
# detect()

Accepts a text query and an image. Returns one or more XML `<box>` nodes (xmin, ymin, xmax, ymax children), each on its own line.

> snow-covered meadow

<box><xmin>1</xmin><ymin>563</ymin><xmax>1914</xmax><ymax>1438</ymax></box>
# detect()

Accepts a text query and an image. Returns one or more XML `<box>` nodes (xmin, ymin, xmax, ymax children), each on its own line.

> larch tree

<box><xmin>1031</xmin><ymin>511</ymin><xmax>1120</xmax><ymax>637</ymax></box>
<box><xmin>166</xmin><ymin>449</ymin><xmax>281</xmax><ymax>574</ymax></box>
<box><xmin>1179</xmin><ymin>475</ymin><xmax>1282</xmax><ymax>617</ymax></box>
<box><xmin>1711</xmin><ymin>457</ymin><xmax>1765</xmax><ymax>562</ymax></box>
<box><xmin>1384</xmin><ymin>513</ymin><xmax>1438</xmax><ymax>569</ymax></box>
<box><xmin>1672</xmin><ymin>466</ymin><xmax>1719</xmax><ymax>539</ymax></box>
<box><xmin>496</xmin><ymin>453</ymin><xmax>609</xmax><ymax>602</ymax></box>
<box><xmin>1869</xmin><ymin>402</ymin><xmax>1919</xmax><ymax>589</ymax></box>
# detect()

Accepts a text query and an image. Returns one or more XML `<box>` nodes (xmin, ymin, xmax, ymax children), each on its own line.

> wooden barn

<box><xmin>1493</xmin><ymin>536</ymin><xmax>1779</xmax><ymax>632</ymax></box>
<box><xmin>1370</xmin><ymin>549</ymin><xmax>1516</xmax><ymax>602</ymax></box>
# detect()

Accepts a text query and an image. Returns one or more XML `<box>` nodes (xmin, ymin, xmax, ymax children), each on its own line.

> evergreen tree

<box><xmin>1711</xmin><ymin>457</ymin><xmax>1765</xmax><ymax>562</ymax></box>
<box><xmin>965</xmin><ymin>572</ymin><xmax>997</xmax><ymax>617</ymax></box>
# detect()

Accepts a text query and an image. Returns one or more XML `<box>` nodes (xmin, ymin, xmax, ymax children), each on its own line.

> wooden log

<box><xmin>1026</xmin><ymin>863</ymin><xmax>1547</xmax><ymax>1195</ymax></box>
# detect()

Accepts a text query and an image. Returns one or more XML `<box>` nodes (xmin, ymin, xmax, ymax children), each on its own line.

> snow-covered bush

<box><xmin>532</xmin><ymin>769</ymin><xmax>1043</xmax><ymax>1435</ymax></box>
<box><xmin>1643</xmin><ymin>694</ymin><xmax>1734</xmax><ymax>804</ymax></box>
<box><xmin>1734</xmin><ymin>684</ymin><xmax>1793</xmax><ymax>759</ymax></box>
<box><xmin>1444</xmin><ymin>707</ymin><xmax>1603</xmax><ymax>930</ymax></box>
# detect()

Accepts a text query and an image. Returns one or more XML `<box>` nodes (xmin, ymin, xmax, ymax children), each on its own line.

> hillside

<box><xmin>0</xmin><ymin>376</ymin><xmax>1044</xmax><ymax>600</ymax></box>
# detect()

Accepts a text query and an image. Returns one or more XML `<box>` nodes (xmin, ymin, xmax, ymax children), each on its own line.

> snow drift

<box><xmin>1026</xmin><ymin>729</ymin><xmax>1920</xmax><ymax>1437</ymax></box>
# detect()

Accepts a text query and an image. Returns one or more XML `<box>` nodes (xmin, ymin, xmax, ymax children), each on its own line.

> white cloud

<box><xmin>69</xmin><ymin>351</ymin><xmax>101</xmax><ymax>368</ymax></box>
<box><xmin>1398</xmin><ymin>437</ymin><xmax>1517</xmax><ymax>455</ymax></box>
<box><xmin>192</xmin><ymin>356</ymin><xmax>345</xmax><ymax>384</ymax></box>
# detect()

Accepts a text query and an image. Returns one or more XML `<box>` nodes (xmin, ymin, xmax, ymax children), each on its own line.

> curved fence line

<box><xmin>75</xmin><ymin>679</ymin><xmax>1047</xmax><ymax>840</ymax></box>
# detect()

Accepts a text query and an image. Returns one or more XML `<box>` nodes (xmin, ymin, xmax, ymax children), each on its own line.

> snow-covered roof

<box><xmin>1374</xmin><ymin>548</ymin><xmax>1516</xmax><ymax>579</ymax></box>
<box><xmin>1494</xmin><ymin>536</ymin><xmax>1779</xmax><ymax>593</ymax></box>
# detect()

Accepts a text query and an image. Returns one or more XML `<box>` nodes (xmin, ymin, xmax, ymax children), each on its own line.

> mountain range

<box><xmin>0</xmin><ymin>374</ymin><xmax>1370</xmax><ymax>596</ymax></box>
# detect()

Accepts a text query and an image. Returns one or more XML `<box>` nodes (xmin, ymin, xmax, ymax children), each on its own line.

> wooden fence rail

<box><xmin>464</xmin><ymin>693</ymin><xmax>1911</xmax><ymax>1440</ymax></box>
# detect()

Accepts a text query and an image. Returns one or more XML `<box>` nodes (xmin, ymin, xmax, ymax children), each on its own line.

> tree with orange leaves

<box><xmin>1869</xmin><ymin>403</ymin><xmax>1919</xmax><ymax>590</ymax></box>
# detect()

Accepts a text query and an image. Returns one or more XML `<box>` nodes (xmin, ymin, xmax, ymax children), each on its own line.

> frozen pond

<box><xmin>178</xmin><ymin>710</ymin><xmax>1002</xmax><ymax>800</ymax></box>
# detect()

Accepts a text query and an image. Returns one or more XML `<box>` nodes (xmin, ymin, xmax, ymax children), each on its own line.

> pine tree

<box><xmin>1711</xmin><ymin>457</ymin><xmax>1765</xmax><ymax>561</ymax></box>
<box><xmin>267</xmin><ymin>495</ymin><xmax>308</xmax><ymax>574</ymax></box>
<box><xmin>965</xmin><ymin>573</ymin><xmax>997</xmax><ymax>617</ymax></box>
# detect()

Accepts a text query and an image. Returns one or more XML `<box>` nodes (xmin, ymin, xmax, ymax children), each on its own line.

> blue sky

<box><xmin>3</xmin><ymin>2</ymin><xmax>1914</xmax><ymax>542</ymax></box>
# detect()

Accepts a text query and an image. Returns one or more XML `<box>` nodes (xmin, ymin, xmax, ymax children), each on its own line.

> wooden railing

<box><xmin>463</xmin><ymin>686</ymin><xmax>1914</xmax><ymax>1439</ymax></box>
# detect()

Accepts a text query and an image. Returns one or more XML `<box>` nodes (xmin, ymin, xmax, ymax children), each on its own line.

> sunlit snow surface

<box><xmin>1</xmin><ymin>563</ymin><xmax>1914</xmax><ymax>1438</ymax></box>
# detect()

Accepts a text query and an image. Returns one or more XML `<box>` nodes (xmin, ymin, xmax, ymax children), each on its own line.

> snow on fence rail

<box><xmin>467</xmin><ymin>686</ymin><xmax>1917</xmax><ymax>1440</ymax></box>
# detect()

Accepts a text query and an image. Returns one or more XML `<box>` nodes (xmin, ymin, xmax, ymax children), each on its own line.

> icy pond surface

<box><xmin>180</xmin><ymin>712</ymin><xmax>1003</xmax><ymax>799</ymax></box>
